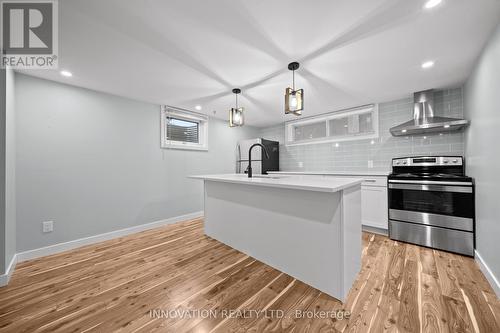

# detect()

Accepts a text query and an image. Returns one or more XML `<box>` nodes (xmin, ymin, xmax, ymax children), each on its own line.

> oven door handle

<box><xmin>388</xmin><ymin>179</ymin><xmax>473</xmax><ymax>186</ymax></box>
<box><xmin>388</xmin><ymin>183</ymin><xmax>473</xmax><ymax>193</ymax></box>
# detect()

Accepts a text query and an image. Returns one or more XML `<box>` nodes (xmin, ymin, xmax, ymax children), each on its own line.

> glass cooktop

<box><xmin>388</xmin><ymin>172</ymin><xmax>472</xmax><ymax>182</ymax></box>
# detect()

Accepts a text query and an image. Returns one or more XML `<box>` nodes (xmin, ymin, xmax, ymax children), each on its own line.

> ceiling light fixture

<box><xmin>421</xmin><ymin>61</ymin><xmax>435</xmax><ymax>69</ymax></box>
<box><xmin>229</xmin><ymin>88</ymin><xmax>244</xmax><ymax>127</ymax></box>
<box><xmin>195</xmin><ymin>105</ymin><xmax>202</xmax><ymax>111</ymax></box>
<box><xmin>285</xmin><ymin>62</ymin><xmax>303</xmax><ymax>116</ymax></box>
<box><xmin>60</xmin><ymin>70</ymin><xmax>72</xmax><ymax>77</ymax></box>
<box><xmin>424</xmin><ymin>0</ymin><xmax>442</xmax><ymax>9</ymax></box>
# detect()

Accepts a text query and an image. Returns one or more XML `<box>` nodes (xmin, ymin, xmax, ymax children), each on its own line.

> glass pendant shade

<box><xmin>285</xmin><ymin>62</ymin><xmax>303</xmax><ymax>116</ymax></box>
<box><xmin>285</xmin><ymin>87</ymin><xmax>303</xmax><ymax>115</ymax></box>
<box><xmin>229</xmin><ymin>107</ymin><xmax>244</xmax><ymax>127</ymax></box>
<box><xmin>229</xmin><ymin>88</ymin><xmax>244</xmax><ymax>127</ymax></box>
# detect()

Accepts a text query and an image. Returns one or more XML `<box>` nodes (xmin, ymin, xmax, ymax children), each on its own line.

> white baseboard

<box><xmin>362</xmin><ymin>225</ymin><xmax>388</xmax><ymax>236</ymax></box>
<box><xmin>16</xmin><ymin>211</ymin><xmax>204</xmax><ymax>263</ymax></box>
<box><xmin>0</xmin><ymin>254</ymin><xmax>18</xmax><ymax>287</ymax></box>
<box><xmin>475</xmin><ymin>250</ymin><xmax>500</xmax><ymax>298</ymax></box>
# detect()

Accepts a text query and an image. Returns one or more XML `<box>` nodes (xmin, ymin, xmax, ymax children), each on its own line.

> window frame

<box><xmin>285</xmin><ymin>104</ymin><xmax>379</xmax><ymax>146</ymax></box>
<box><xmin>160</xmin><ymin>106</ymin><xmax>208</xmax><ymax>151</ymax></box>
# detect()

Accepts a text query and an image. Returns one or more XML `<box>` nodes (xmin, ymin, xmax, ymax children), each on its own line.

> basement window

<box><xmin>161</xmin><ymin>106</ymin><xmax>208</xmax><ymax>150</ymax></box>
<box><xmin>285</xmin><ymin>104</ymin><xmax>378</xmax><ymax>146</ymax></box>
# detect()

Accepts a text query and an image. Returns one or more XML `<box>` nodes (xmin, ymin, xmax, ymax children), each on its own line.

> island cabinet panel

<box><xmin>202</xmin><ymin>180</ymin><xmax>362</xmax><ymax>301</ymax></box>
<box><xmin>341</xmin><ymin>185</ymin><xmax>362</xmax><ymax>297</ymax></box>
<box><xmin>274</xmin><ymin>173</ymin><xmax>389</xmax><ymax>231</ymax></box>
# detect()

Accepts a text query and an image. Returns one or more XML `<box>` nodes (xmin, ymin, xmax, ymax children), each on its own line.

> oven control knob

<box><xmin>453</xmin><ymin>159</ymin><xmax>458</xmax><ymax>163</ymax></box>
<box><xmin>396</xmin><ymin>161</ymin><xmax>400</xmax><ymax>165</ymax></box>
<box><xmin>444</xmin><ymin>160</ymin><xmax>449</xmax><ymax>164</ymax></box>
<box><xmin>403</xmin><ymin>161</ymin><xmax>407</xmax><ymax>165</ymax></box>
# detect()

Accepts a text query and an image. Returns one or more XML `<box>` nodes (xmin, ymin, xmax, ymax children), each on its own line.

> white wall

<box><xmin>464</xmin><ymin>24</ymin><xmax>500</xmax><ymax>293</ymax></box>
<box><xmin>0</xmin><ymin>68</ymin><xmax>16</xmax><ymax>276</ymax></box>
<box><xmin>0</xmin><ymin>69</ymin><xmax>5</xmax><ymax>274</ymax></box>
<box><xmin>5</xmin><ymin>69</ymin><xmax>16</xmax><ymax>268</ymax></box>
<box><xmin>15</xmin><ymin>73</ymin><xmax>259</xmax><ymax>252</ymax></box>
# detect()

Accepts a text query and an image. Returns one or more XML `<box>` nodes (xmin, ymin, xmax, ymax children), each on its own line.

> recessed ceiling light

<box><xmin>421</xmin><ymin>61</ymin><xmax>435</xmax><ymax>69</ymax></box>
<box><xmin>60</xmin><ymin>70</ymin><xmax>72</xmax><ymax>77</ymax></box>
<box><xmin>443</xmin><ymin>124</ymin><xmax>450</xmax><ymax>128</ymax></box>
<box><xmin>402</xmin><ymin>129</ymin><xmax>407</xmax><ymax>133</ymax></box>
<box><xmin>424</xmin><ymin>0</ymin><xmax>442</xmax><ymax>9</ymax></box>
<box><xmin>195</xmin><ymin>105</ymin><xmax>202</xmax><ymax>111</ymax></box>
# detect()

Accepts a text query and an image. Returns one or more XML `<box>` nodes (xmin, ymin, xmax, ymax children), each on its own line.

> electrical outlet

<box><xmin>298</xmin><ymin>161</ymin><xmax>304</xmax><ymax>168</ymax></box>
<box><xmin>367</xmin><ymin>160</ymin><xmax>374</xmax><ymax>168</ymax></box>
<box><xmin>42</xmin><ymin>221</ymin><xmax>53</xmax><ymax>233</ymax></box>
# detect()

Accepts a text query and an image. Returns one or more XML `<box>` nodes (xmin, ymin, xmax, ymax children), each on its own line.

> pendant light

<box><xmin>285</xmin><ymin>62</ymin><xmax>303</xmax><ymax>115</ymax></box>
<box><xmin>229</xmin><ymin>88</ymin><xmax>244</xmax><ymax>127</ymax></box>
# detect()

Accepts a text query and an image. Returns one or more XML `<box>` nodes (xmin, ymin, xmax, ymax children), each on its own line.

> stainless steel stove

<box><xmin>388</xmin><ymin>156</ymin><xmax>475</xmax><ymax>256</ymax></box>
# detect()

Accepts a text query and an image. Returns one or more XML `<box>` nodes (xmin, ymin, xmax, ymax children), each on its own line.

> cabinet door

<box><xmin>361</xmin><ymin>186</ymin><xmax>388</xmax><ymax>230</ymax></box>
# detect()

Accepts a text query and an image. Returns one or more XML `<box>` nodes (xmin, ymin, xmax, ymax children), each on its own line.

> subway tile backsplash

<box><xmin>259</xmin><ymin>88</ymin><xmax>465</xmax><ymax>172</ymax></box>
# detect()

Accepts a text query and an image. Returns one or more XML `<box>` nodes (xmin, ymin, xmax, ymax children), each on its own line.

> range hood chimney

<box><xmin>390</xmin><ymin>89</ymin><xmax>469</xmax><ymax>136</ymax></box>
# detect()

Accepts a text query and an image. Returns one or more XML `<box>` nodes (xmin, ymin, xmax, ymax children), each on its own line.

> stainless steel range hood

<box><xmin>390</xmin><ymin>89</ymin><xmax>469</xmax><ymax>136</ymax></box>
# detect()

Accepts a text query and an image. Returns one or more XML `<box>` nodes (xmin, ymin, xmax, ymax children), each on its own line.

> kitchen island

<box><xmin>189</xmin><ymin>174</ymin><xmax>363</xmax><ymax>301</ymax></box>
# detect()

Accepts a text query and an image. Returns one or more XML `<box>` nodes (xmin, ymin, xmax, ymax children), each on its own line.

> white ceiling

<box><xmin>19</xmin><ymin>0</ymin><xmax>500</xmax><ymax>127</ymax></box>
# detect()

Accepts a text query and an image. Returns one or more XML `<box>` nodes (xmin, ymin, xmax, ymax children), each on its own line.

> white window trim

<box><xmin>285</xmin><ymin>104</ymin><xmax>379</xmax><ymax>146</ymax></box>
<box><xmin>160</xmin><ymin>105</ymin><xmax>209</xmax><ymax>151</ymax></box>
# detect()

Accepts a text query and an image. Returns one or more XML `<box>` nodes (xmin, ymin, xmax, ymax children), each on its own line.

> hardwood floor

<box><xmin>0</xmin><ymin>218</ymin><xmax>498</xmax><ymax>332</ymax></box>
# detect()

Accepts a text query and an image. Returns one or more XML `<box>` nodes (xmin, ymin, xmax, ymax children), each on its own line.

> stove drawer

<box><xmin>389</xmin><ymin>209</ymin><xmax>473</xmax><ymax>231</ymax></box>
<box><xmin>389</xmin><ymin>220</ymin><xmax>474</xmax><ymax>256</ymax></box>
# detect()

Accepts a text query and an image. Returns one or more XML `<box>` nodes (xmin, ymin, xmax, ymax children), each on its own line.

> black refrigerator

<box><xmin>235</xmin><ymin>138</ymin><xmax>279</xmax><ymax>175</ymax></box>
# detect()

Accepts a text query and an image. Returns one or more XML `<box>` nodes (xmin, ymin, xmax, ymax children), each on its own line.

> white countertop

<box><xmin>189</xmin><ymin>174</ymin><xmax>363</xmax><ymax>193</ymax></box>
<box><xmin>268</xmin><ymin>170</ymin><xmax>390</xmax><ymax>176</ymax></box>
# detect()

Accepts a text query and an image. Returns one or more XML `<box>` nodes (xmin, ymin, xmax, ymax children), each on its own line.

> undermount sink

<box><xmin>252</xmin><ymin>175</ymin><xmax>283</xmax><ymax>179</ymax></box>
<box><xmin>235</xmin><ymin>174</ymin><xmax>284</xmax><ymax>180</ymax></box>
